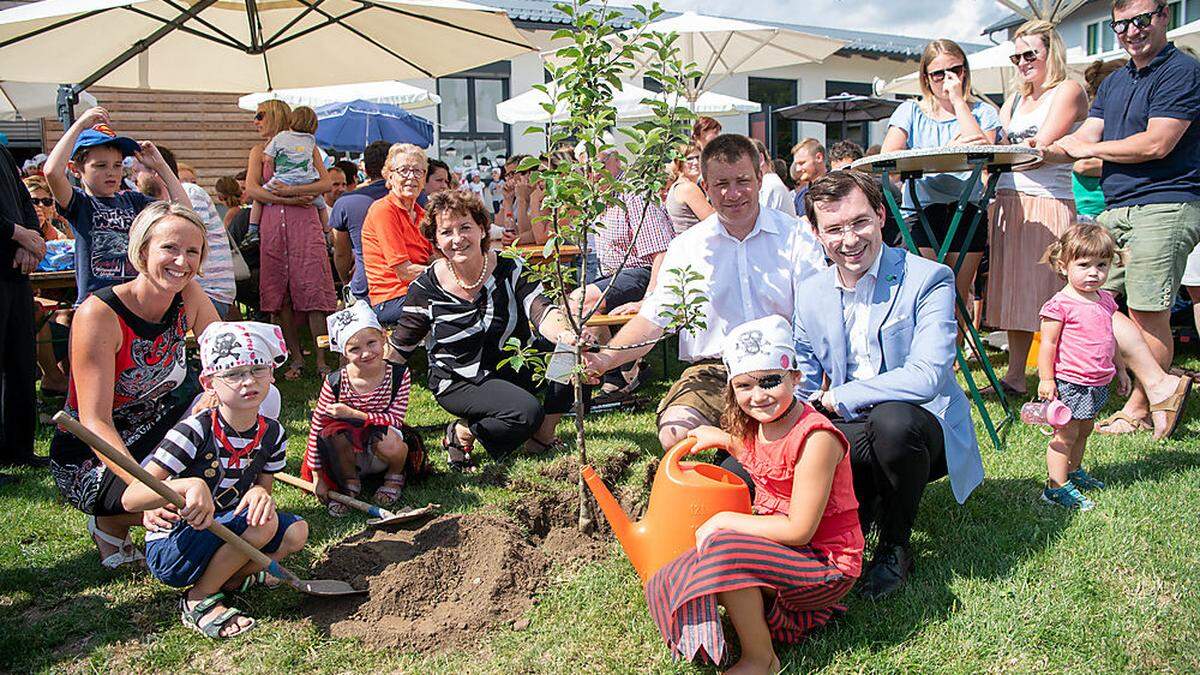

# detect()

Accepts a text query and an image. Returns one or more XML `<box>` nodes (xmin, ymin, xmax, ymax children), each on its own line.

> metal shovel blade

<box><xmin>366</xmin><ymin>503</ymin><xmax>440</xmax><ymax>529</ymax></box>
<box><xmin>291</xmin><ymin>578</ymin><xmax>366</xmax><ymax>597</ymax></box>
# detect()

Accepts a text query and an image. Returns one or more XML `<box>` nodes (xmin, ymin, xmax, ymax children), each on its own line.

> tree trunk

<box><xmin>574</xmin><ymin>344</ymin><xmax>595</xmax><ymax>532</ymax></box>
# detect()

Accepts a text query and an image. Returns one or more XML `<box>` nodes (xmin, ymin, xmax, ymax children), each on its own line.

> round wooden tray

<box><xmin>851</xmin><ymin>145</ymin><xmax>1041</xmax><ymax>176</ymax></box>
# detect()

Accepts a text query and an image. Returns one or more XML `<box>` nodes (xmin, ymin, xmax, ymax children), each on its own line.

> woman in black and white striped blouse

<box><xmin>389</xmin><ymin>191</ymin><xmax>579</xmax><ymax>470</ymax></box>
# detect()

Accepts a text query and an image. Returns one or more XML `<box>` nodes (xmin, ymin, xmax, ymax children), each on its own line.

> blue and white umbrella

<box><xmin>315</xmin><ymin>99</ymin><xmax>434</xmax><ymax>153</ymax></box>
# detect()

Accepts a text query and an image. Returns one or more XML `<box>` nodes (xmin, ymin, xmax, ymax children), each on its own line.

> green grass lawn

<box><xmin>3</xmin><ymin>343</ymin><xmax>1199</xmax><ymax>673</ymax></box>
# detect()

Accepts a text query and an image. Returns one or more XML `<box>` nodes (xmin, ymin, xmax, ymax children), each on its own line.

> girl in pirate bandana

<box><xmin>301</xmin><ymin>302</ymin><xmax>425</xmax><ymax>516</ymax></box>
<box><xmin>123</xmin><ymin>321</ymin><xmax>308</xmax><ymax>639</ymax></box>
<box><xmin>643</xmin><ymin>315</ymin><xmax>863</xmax><ymax>673</ymax></box>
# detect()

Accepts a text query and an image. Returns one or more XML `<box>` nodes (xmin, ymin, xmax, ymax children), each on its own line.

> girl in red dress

<box><xmin>645</xmin><ymin>315</ymin><xmax>864</xmax><ymax>674</ymax></box>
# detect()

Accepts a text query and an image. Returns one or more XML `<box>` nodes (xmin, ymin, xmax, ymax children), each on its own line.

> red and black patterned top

<box><xmin>53</xmin><ymin>285</ymin><xmax>190</xmax><ymax>466</ymax></box>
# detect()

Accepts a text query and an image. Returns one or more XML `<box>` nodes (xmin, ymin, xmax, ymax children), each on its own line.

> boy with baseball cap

<box><xmin>43</xmin><ymin>106</ymin><xmax>189</xmax><ymax>300</ymax></box>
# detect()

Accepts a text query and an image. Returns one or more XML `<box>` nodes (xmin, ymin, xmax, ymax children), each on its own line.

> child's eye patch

<box><xmin>756</xmin><ymin>374</ymin><xmax>784</xmax><ymax>389</ymax></box>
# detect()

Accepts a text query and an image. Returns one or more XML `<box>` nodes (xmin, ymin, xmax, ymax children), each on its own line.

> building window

<box><xmin>747</xmin><ymin>77</ymin><xmax>796</xmax><ymax>159</ymax></box>
<box><xmin>1085</xmin><ymin>19</ymin><xmax>1115</xmax><ymax>55</ymax></box>
<box><xmin>437</xmin><ymin>66</ymin><xmax>511</xmax><ymax>175</ymax></box>
<box><xmin>824</xmin><ymin>81</ymin><xmax>874</xmax><ymax>148</ymax></box>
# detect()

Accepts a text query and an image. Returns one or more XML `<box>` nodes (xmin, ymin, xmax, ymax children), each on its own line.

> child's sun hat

<box><xmin>326</xmin><ymin>301</ymin><xmax>383</xmax><ymax>354</ymax></box>
<box><xmin>72</xmin><ymin>123</ymin><xmax>139</xmax><ymax>158</ymax></box>
<box><xmin>721</xmin><ymin>315</ymin><xmax>798</xmax><ymax>379</ymax></box>
<box><xmin>198</xmin><ymin>321</ymin><xmax>289</xmax><ymax>377</ymax></box>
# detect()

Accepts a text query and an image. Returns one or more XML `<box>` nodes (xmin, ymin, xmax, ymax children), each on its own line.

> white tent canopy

<box><xmin>238</xmin><ymin>81</ymin><xmax>440</xmax><ymax>112</ymax></box>
<box><xmin>878</xmin><ymin>41</ymin><xmax>1114</xmax><ymax>97</ymax></box>
<box><xmin>544</xmin><ymin>11</ymin><xmax>844</xmax><ymax>100</ymax></box>
<box><xmin>1168</xmin><ymin>18</ymin><xmax>1200</xmax><ymax>53</ymax></box>
<box><xmin>496</xmin><ymin>80</ymin><xmax>760</xmax><ymax>125</ymax></box>
<box><xmin>0</xmin><ymin>0</ymin><xmax>532</xmax><ymax>93</ymax></box>
<box><xmin>0</xmin><ymin>82</ymin><xmax>97</xmax><ymax>121</ymax></box>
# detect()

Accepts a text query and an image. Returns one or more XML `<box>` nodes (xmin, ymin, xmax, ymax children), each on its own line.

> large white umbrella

<box><xmin>545</xmin><ymin>11</ymin><xmax>844</xmax><ymax>101</ymax></box>
<box><xmin>238</xmin><ymin>80</ymin><xmax>440</xmax><ymax>112</ymax></box>
<box><xmin>496</xmin><ymin>80</ymin><xmax>759</xmax><ymax>125</ymax></box>
<box><xmin>0</xmin><ymin>0</ymin><xmax>532</xmax><ymax>94</ymax></box>
<box><xmin>878</xmin><ymin>42</ymin><xmax>1115</xmax><ymax>97</ymax></box>
<box><xmin>1168</xmin><ymin>18</ymin><xmax>1200</xmax><ymax>53</ymax></box>
<box><xmin>0</xmin><ymin>81</ymin><xmax>97</xmax><ymax>120</ymax></box>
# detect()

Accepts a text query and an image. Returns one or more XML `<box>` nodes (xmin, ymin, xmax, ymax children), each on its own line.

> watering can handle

<box><xmin>663</xmin><ymin>436</ymin><xmax>699</xmax><ymax>482</ymax></box>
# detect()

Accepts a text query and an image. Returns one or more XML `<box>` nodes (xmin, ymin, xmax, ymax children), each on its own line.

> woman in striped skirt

<box><xmin>645</xmin><ymin>316</ymin><xmax>863</xmax><ymax>673</ymax></box>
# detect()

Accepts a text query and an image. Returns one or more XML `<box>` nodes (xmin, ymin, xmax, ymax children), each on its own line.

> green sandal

<box><xmin>234</xmin><ymin>570</ymin><xmax>279</xmax><ymax>592</ymax></box>
<box><xmin>179</xmin><ymin>592</ymin><xmax>256</xmax><ymax>639</ymax></box>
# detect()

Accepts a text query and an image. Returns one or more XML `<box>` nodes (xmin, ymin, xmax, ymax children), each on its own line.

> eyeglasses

<box><xmin>1111</xmin><ymin>6</ymin><xmax>1164</xmax><ymax>34</ymax></box>
<box><xmin>30</xmin><ymin>197</ymin><xmax>54</xmax><ymax>207</ymax></box>
<box><xmin>819</xmin><ymin>220</ymin><xmax>877</xmax><ymax>241</ymax></box>
<box><xmin>1009</xmin><ymin>49</ymin><xmax>1041</xmax><ymax>65</ymax></box>
<box><xmin>214</xmin><ymin>365</ymin><xmax>272</xmax><ymax>383</ymax></box>
<box><xmin>253</xmin><ymin>111</ymin><xmax>265</xmax><ymax>121</ymax></box>
<box><xmin>390</xmin><ymin>166</ymin><xmax>425</xmax><ymax>178</ymax></box>
<box><xmin>926</xmin><ymin>64</ymin><xmax>965</xmax><ymax>82</ymax></box>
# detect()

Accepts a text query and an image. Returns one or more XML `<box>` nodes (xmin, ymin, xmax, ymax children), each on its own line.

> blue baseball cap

<box><xmin>72</xmin><ymin>124</ymin><xmax>139</xmax><ymax>158</ymax></box>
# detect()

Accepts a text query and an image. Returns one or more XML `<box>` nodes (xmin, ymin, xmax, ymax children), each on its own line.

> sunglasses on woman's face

<box><xmin>30</xmin><ymin>197</ymin><xmax>55</xmax><ymax>207</ymax></box>
<box><xmin>926</xmin><ymin>64</ymin><xmax>965</xmax><ymax>82</ymax></box>
<box><xmin>1009</xmin><ymin>49</ymin><xmax>1040</xmax><ymax>65</ymax></box>
<box><xmin>1111</xmin><ymin>6</ymin><xmax>1164</xmax><ymax>34</ymax></box>
<box><xmin>254</xmin><ymin>111</ymin><xmax>265</xmax><ymax>121</ymax></box>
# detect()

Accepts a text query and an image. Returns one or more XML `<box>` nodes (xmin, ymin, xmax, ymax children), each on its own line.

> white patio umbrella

<box><xmin>0</xmin><ymin>81</ymin><xmax>97</xmax><ymax>120</ymax></box>
<box><xmin>496</xmin><ymin>80</ymin><xmax>759</xmax><ymax>125</ymax></box>
<box><xmin>238</xmin><ymin>81</ymin><xmax>440</xmax><ymax>112</ymax></box>
<box><xmin>878</xmin><ymin>42</ymin><xmax>1114</xmax><ymax>98</ymax></box>
<box><xmin>1168</xmin><ymin>18</ymin><xmax>1200</xmax><ymax>53</ymax></box>
<box><xmin>544</xmin><ymin>11</ymin><xmax>844</xmax><ymax>101</ymax></box>
<box><xmin>0</xmin><ymin>0</ymin><xmax>532</xmax><ymax>95</ymax></box>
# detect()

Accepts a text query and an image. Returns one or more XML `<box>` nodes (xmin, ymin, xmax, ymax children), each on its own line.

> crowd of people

<box><xmin>1</xmin><ymin>0</ymin><xmax>1198</xmax><ymax>668</ymax></box>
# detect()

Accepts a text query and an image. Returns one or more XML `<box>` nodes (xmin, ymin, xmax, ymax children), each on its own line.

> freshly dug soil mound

<box><xmin>306</xmin><ymin>514</ymin><xmax>550</xmax><ymax>652</ymax></box>
<box><xmin>304</xmin><ymin>447</ymin><xmax>659</xmax><ymax>654</ymax></box>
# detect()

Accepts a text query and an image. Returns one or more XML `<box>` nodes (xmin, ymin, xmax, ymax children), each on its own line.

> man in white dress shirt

<box><xmin>583</xmin><ymin>134</ymin><xmax>826</xmax><ymax>450</ymax></box>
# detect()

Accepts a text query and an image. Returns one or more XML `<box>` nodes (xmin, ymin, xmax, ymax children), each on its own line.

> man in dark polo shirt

<box><xmin>1047</xmin><ymin>0</ymin><xmax>1200</xmax><ymax>435</ymax></box>
<box><xmin>330</xmin><ymin>140</ymin><xmax>391</xmax><ymax>302</ymax></box>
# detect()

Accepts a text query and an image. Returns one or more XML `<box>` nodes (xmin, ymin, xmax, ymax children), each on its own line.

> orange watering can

<box><xmin>581</xmin><ymin>437</ymin><xmax>751</xmax><ymax>584</ymax></box>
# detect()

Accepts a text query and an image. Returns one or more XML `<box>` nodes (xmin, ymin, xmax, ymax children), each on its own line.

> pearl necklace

<box><xmin>448</xmin><ymin>256</ymin><xmax>489</xmax><ymax>291</ymax></box>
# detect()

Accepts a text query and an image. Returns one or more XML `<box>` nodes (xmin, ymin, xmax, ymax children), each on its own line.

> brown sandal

<box><xmin>1095</xmin><ymin>411</ymin><xmax>1151</xmax><ymax>436</ymax></box>
<box><xmin>1149</xmin><ymin>375</ymin><xmax>1192</xmax><ymax>440</ymax></box>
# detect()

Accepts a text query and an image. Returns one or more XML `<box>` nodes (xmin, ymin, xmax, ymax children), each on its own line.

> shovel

<box><xmin>274</xmin><ymin>472</ymin><xmax>438</xmax><ymax>529</ymax></box>
<box><xmin>53</xmin><ymin>412</ymin><xmax>364</xmax><ymax>597</ymax></box>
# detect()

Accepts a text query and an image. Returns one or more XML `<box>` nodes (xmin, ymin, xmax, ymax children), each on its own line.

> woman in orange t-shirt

<box><xmin>360</xmin><ymin>144</ymin><xmax>434</xmax><ymax>324</ymax></box>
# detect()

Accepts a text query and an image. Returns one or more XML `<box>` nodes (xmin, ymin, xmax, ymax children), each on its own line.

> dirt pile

<box><xmin>304</xmin><ymin>446</ymin><xmax>658</xmax><ymax>653</ymax></box>
<box><xmin>306</xmin><ymin>514</ymin><xmax>550</xmax><ymax>652</ymax></box>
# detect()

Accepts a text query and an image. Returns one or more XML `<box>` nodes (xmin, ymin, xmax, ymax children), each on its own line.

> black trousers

<box><xmin>0</xmin><ymin>277</ymin><xmax>36</xmax><ymax>464</ymax></box>
<box><xmin>436</xmin><ymin>369</ymin><xmax>574</xmax><ymax>458</ymax></box>
<box><xmin>720</xmin><ymin>401</ymin><xmax>946</xmax><ymax>549</ymax></box>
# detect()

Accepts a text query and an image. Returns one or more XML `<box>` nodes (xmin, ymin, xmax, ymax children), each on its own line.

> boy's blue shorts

<box><xmin>145</xmin><ymin>509</ymin><xmax>304</xmax><ymax>588</ymax></box>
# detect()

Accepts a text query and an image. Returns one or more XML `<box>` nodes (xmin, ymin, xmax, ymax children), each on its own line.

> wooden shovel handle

<box><xmin>274</xmin><ymin>472</ymin><xmax>387</xmax><ymax>517</ymax></box>
<box><xmin>52</xmin><ymin>412</ymin><xmax>296</xmax><ymax>582</ymax></box>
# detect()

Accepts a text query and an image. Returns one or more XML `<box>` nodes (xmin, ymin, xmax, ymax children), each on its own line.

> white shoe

<box><xmin>87</xmin><ymin>516</ymin><xmax>144</xmax><ymax>569</ymax></box>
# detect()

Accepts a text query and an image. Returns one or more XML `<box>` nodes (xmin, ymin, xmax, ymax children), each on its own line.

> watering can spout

<box><xmin>581</xmin><ymin>465</ymin><xmax>634</xmax><ymax>547</ymax></box>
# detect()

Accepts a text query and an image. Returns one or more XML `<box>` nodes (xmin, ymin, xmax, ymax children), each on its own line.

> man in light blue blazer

<box><xmin>795</xmin><ymin>170</ymin><xmax>984</xmax><ymax>601</ymax></box>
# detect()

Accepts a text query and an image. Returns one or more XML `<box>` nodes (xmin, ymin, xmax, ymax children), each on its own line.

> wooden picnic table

<box><xmin>30</xmin><ymin>270</ymin><xmax>76</xmax><ymax>293</ymax></box>
<box><xmin>513</xmin><ymin>244</ymin><xmax>581</xmax><ymax>263</ymax></box>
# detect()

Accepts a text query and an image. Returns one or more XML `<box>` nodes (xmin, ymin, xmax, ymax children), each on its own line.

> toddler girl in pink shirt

<box><xmin>1036</xmin><ymin>224</ymin><xmax>1125</xmax><ymax>511</ymax></box>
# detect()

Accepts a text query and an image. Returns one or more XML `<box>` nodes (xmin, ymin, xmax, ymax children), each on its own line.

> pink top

<box><xmin>1039</xmin><ymin>289</ymin><xmax>1118</xmax><ymax>386</ymax></box>
<box><xmin>740</xmin><ymin>403</ymin><xmax>864</xmax><ymax>578</ymax></box>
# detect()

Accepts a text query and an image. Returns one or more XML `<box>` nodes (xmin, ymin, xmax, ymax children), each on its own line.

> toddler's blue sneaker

<box><xmin>1041</xmin><ymin>480</ymin><xmax>1095</xmax><ymax>511</ymax></box>
<box><xmin>1068</xmin><ymin>468</ymin><xmax>1105</xmax><ymax>491</ymax></box>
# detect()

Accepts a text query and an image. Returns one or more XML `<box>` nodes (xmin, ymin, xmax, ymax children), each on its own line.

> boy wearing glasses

<box><xmin>1044</xmin><ymin>0</ymin><xmax>1200</xmax><ymax>436</ymax></box>
<box><xmin>122</xmin><ymin>321</ymin><xmax>308</xmax><ymax>639</ymax></box>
